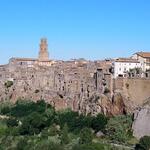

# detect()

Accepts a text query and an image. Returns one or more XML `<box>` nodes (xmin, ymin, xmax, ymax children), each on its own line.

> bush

<box><xmin>1</xmin><ymin>106</ymin><xmax>11</xmax><ymax>115</ymax></box>
<box><xmin>47</xmin><ymin>124</ymin><xmax>59</xmax><ymax>136</ymax></box>
<box><xmin>135</xmin><ymin>136</ymin><xmax>150</xmax><ymax>150</ymax></box>
<box><xmin>106</xmin><ymin>115</ymin><xmax>133</xmax><ymax>143</ymax></box>
<box><xmin>0</xmin><ymin>120</ymin><xmax>8</xmax><ymax>136</ymax></box>
<box><xmin>91</xmin><ymin>114</ymin><xmax>108</xmax><ymax>132</ymax></box>
<box><xmin>56</xmin><ymin>110</ymin><xmax>79</xmax><ymax>131</ymax></box>
<box><xmin>4</xmin><ymin>81</ymin><xmax>13</xmax><ymax>88</ymax></box>
<box><xmin>72</xmin><ymin>143</ymin><xmax>110</xmax><ymax>150</ymax></box>
<box><xmin>16</xmin><ymin>137</ymin><xmax>28</xmax><ymax>150</ymax></box>
<box><xmin>79</xmin><ymin>128</ymin><xmax>93</xmax><ymax>144</ymax></box>
<box><xmin>60</xmin><ymin>124</ymin><xmax>69</xmax><ymax>145</ymax></box>
<box><xmin>104</xmin><ymin>87</ymin><xmax>110</xmax><ymax>94</ymax></box>
<box><xmin>6</xmin><ymin>118</ymin><xmax>18</xmax><ymax>127</ymax></box>
<box><xmin>19</xmin><ymin>112</ymin><xmax>47</xmax><ymax>135</ymax></box>
<box><xmin>35</xmin><ymin>140</ymin><xmax>63</xmax><ymax>150</ymax></box>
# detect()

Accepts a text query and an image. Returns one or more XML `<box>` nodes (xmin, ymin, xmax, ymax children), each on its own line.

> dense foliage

<box><xmin>135</xmin><ymin>136</ymin><xmax>150</xmax><ymax>150</ymax></box>
<box><xmin>105</xmin><ymin>115</ymin><xmax>133</xmax><ymax>143</ymax></box>
<box><xmin>0</xmin><ymin>99</ymin><xmax>135</xmax><ymax>150</ymax></box>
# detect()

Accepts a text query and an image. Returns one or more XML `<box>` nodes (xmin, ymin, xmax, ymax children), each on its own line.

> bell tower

<box><xmin>38</xmin><ymin>38</ymin><xmax>49</xmax><ymax>61</ymax></box>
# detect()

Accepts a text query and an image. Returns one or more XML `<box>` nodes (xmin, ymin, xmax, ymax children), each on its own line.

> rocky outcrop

<box><xmin>132</xmin><ymin>98</ymin><xmax>150</xmax><ymax>139</ymax></box>
<box><xmin>132</xmin><ymin>107</ymin><xmax>150</xmax><ymax>139</ymax></box>
<box><xmin>78</xmin><ymin>92</ymin><xmax>126</xmax><ymax>116</ymax></box>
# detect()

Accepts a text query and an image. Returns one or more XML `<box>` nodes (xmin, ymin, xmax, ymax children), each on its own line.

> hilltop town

<box><xmin>0</xmin><ymin>39</ymin><xmax>150</xmax><ymax>113</ymax></box>
<box><xmin>0</xmin><ymin>38</ymin><xmax>150</xmax><ymax>144</ymax></box>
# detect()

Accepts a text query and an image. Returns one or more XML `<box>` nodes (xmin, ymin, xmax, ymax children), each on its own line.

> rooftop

<box><xmin>115</xmin><ymin>58</ymin><xmax>140</xmax><ymax>63</ymax></box>
<box><xmin>136</xmin><ymin>52</ymin><xmax>150</xmax><ymax>58</ymax></box>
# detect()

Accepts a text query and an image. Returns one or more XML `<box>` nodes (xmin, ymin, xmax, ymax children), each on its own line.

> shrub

<box><xmin>16</xmin><ymin>137</ymin><xmax>28</xmax><ymax>150</ymax></box>
<box><xmin>79</xmin><ymin>128</ymin><xmax>93</xmax><ymax>144</ymax></box>
<box><xmin>72</xmin><ymin>143</ymin><xmax>110</xmax><ymax>150</ymax></box>
<box><xmin>35</xmin><ymin>140</ymin><xmax>63</xmax><ymax>150</ymax></box>
<box><xmin>91</xmin><ymin>113</ymin><xmax>108</xmax><ymax>132</ymax></box>
<box><xmin>60</xmin><ymin>124</ymin><xmax>69</xmax><ymax>145</ymax></box>
<box><xmin>106</xmin><ymin>115</ymin><xmax>133</xmax><ymax>143</ymax></box>
<box><xmin>1</xmin><ymin>106</ymin><xmax>11</xmax><ymax>115</ymax></box>
<box><xmin>56</xmin><ymin>110</ymin><xmax>79</xmax><ymax>131</ymax></box>
<box><xmin>19</xmin><ymin>112</ymin><xmax>47</xmax><ymax>135</ymax></box>
<box><xmin>6</xmin><ymin>118</ymin><xmax>18</xmax><ymax>127</ymax></box>
<box><xmin>135</xmin><ymin>136</ymin><xmax>150</xmax><ymax>150</ymax></box>
<box><xmin>0</xmin><ymin>120</ymin><xmax>8</xmax><ymax>136</ymax></box>
<box><xmin>104</xmin><ymin>87</ymin><xmax>110</xmax><ymax>94</ymax></box>
<box><xmin>4</xmin><ymin>81</ymin><xmax>13</xmax><ymax>88</ymax></box>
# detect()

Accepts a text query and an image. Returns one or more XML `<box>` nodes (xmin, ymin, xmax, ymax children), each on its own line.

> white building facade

<box><xmin>113</xmin><ymin>58</ymin><xmax>141</xmax><ymax>78</ymax></box>
<box><xmin>132</xmin><ymin>52</ymin><xmax>150</xmax><ymax>72</ymax></box>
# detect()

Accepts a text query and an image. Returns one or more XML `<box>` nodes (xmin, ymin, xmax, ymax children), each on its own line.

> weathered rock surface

<box><xmin>132</xmin><ymin>107</ymin><xmax>150</xmax><ymax>139</ymax></box>
<box><xmin>132</xmin><ymin>98</ymin><xmax>150</xmax><ymax>139</ymax></box>
<box><xmin>78</xmin><ymin>92</ymin><xmax>126</xmax><ymax>116</ymax></box>
<box><xmin>96</xmin><ymin>131</ymin><xmax>104</xmax><ymax>138</ymax></box>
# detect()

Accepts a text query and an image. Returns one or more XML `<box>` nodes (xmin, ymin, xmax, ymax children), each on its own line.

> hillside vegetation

<box><xmin>0</xmin><ymin>99</ymin><xmax>141</xmax><ymax>150</ymax></box>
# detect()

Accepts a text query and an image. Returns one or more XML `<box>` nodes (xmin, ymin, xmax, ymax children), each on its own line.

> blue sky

<box><xmin>0</xmin><ymin>0</ymin><xmax>150</xmax><ymax>64</ymax></box>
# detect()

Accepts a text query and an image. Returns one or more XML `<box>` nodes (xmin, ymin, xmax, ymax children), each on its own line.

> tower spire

<box><xmin>38</xmin><ymin>38</ymin><xmax>49</xmax><ymax>61</ymax></box>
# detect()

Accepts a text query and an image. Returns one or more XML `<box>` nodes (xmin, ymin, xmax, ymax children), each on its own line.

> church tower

<box><xmin>38</xmin><ymin>38</ymin><xmax>49</xmax><ymax>61</ymax></box>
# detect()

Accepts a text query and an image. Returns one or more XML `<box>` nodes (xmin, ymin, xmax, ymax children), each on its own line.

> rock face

<box><xmin>132</xmin><ymin>99</ymin><xmax>150</xmax><ymax>139</ymax></box>
<box><xmin>79</xmin><ymin>92</ymin><xmax>126</xmax><ymax>116</ymax></box>
<box><xmin>0</xmin><ymin>58</ymin><xmax>114</xmax><ymax>113</ymax></box>
<box><xmin>1</xmin><ymin>52</ymin><xmax>146</xmax><ymax>116</ymax></box>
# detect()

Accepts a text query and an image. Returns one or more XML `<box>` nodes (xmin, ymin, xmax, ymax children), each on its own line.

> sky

<box><xmin>0</xmin><ymin>0</ymin><xmax>150</xmax><ymax>64</ymax></box>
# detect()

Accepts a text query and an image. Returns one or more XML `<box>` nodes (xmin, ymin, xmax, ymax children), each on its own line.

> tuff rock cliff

<box><xmin>132</xmin><ymin>98</ymin><xmax>150</xmax><ymax>139</ymax></box>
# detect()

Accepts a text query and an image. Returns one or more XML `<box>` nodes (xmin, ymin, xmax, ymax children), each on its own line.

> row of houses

<box><xmin>113</xmin><ymin>52</ymin><xmax>150</xmax><ymax>78</ymax></box>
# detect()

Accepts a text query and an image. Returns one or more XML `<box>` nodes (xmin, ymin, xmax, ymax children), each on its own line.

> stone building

<box><xmin>38</xmin><ymin>38</ymin><xmax>49</xmax><ymax>61</ymax></box>
<box><xmin>9</xmin><ymin>38</ymin><xmax>55</xmax><ymax>69</ymax></box>
<box><xmin>132</xmin><ymin>52</ymin><xmax>150</xmax><ymax>71</ymax></box>
<box><xmin>113</xmin><ymin>58</ymin><xmax>141</xmax><ymax>78</ymax></box>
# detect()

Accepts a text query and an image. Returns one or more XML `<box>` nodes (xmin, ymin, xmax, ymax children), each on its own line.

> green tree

<box><xmin>19</xmin><ymin>112</ymin><xmax>47</xmax><ymax>135</ymax></box>
<box><xmin>0</xmin><ymin>120</ymin><xmax>8</xmax><ymax>136</ymax></box>
<box><xmin>57</xmin><ymin>109</ymin><xmax>79</xmax><ymax>131</ymax></box>
<box><xmin>79</xmin><ymin>128</ymin><xmax>93</xmax><ymax>144</ymax></box>
<box><xmin>16</xmin><ymin>137</ymin><xmax>28</xmax><ymax>150</ymax></box>
<box><xmin>6</xmin><ymin>118</ymin><xmax>18</xmax><ymax>127</ymax></box>
<box><xmin>72</xmin><ymin>143</ymin><xmax>111</xmax><ymax>150</ymax></box>
<box><xmin>35</xmin><ymin>140</ymin><xmax>63</xmax><ymax>150</ymax></box>
<box><xmin>106</xmin><ymin>115</ymin><xmax>133</xmax><ymax>143</ymax></box>
<box><xmin>91</xmin><ymin>113</ymin><xmax>108</xmax><ymax>132</ymax></box>
<box><xmin>60</xmin><ymin>124</ymin><xmax>69</xmax><ymax>145</ymax></box>
<box><xmin>135</xmin><ymin>136</ymin><xmax>150</xmax><ymax>150</ymax></box>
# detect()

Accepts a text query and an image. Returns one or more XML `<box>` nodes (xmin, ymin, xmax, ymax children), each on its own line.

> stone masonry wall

<box><xmin>114</xmin><ymin>78</ymin><xmax>150</xmax><ymax>105</ymax></box>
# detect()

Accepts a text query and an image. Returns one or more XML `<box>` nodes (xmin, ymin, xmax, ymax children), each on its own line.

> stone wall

<box><xmin>114</xmin><ymin>78</ymin><xmax>150</xmax><ymax>105</ymax></box>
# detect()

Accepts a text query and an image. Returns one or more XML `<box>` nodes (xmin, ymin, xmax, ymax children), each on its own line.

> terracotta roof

<box><xmin>115</xmin><ymin>58</ymin><xmax>140</xmax><ymax>63</ymax></box>
<box><xmin>136</xmin><ymin>52</ymin><xmax>150</xmax><ymax>58</ymax></box>
<box><xmin>10</xmin><ymin>57</ymin><xmax>53</xmax><ymax>62</ymax></box>
<box><xmin>11</xmin><ymin>57</ymin><xmax>37</xmax><ymax>61</ymax></box>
